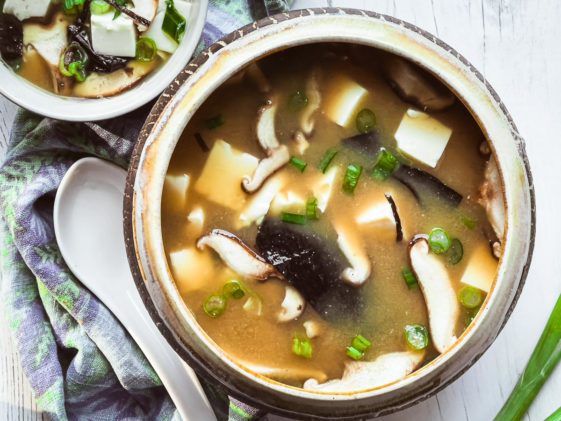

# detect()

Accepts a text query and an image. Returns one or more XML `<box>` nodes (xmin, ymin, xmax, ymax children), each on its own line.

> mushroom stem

<box><xmin>334</xmin><ymin>222</ymin><xmax>371</xmax><ymax>286</ymax></box>
<box><xmin>299</xmin><ymin>67</ymin><xmax>322</xmax><ymax>136</ymax></box>
<box><xmin>479</xmin><ymin>157</ymin><xmax>505</xmax><ymax>249</ymax></box>
<box><xmin>242</xmin><ymin>145</ymin><xmax>289</xmax><ymax>193</ymax></box>
<box><xmin>277</xmin><ymin>286</ymin><xmax>306</xmax><ymax>322</ymax></box>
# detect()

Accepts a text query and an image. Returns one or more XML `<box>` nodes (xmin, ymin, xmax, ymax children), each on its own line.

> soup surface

<box><xmin>162</xmin><ymin>44</ymin><xmax>504</xmax><ymax>390</ymax></box>
<box><xmin>0</xmin><ymin>0</ymin><xmax>191</xmax><ymax>97</ymax></box>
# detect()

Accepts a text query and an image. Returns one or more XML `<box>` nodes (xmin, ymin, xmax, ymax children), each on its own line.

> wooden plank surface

<box><xmin>1</xmin><ymin>0</ymin><xmax>560</xmax><ymax>419</ymax></box>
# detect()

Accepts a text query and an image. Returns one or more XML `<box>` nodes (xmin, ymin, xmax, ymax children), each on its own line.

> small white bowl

<box><xmin>0</xmin><ymin>0</ymin><xmax>208</xmax><ymax>121</ymax></box>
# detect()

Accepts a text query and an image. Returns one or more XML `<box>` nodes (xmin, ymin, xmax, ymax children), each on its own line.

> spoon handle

<box><xmin>111</xmin><ymin>283</ymin><xmax>215</xmax><ymax>421</ymax></box>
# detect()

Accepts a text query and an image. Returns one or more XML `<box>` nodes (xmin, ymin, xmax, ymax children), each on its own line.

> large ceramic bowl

<box><xmin>0</xmin><ymin>0</ymin><xmax>208</xmax><ymax>121</ymax></box>
<box><xmin>124</xmin><ymin>8</ymin><xmax>535</xmax><ymax>419</ymax></box>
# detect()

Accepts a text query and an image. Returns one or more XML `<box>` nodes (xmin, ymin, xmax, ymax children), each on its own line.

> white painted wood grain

<box><xmin>1</xmin><ymin>0</ymin><xmax>560</xmax><ymax>419</ymax></box>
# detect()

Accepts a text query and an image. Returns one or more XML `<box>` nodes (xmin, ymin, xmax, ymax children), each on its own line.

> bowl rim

<box><xmin>124</xmin><ymin>8</ymin><xmax>536</xmax><ymax>419</ymax></box>
<box><xmin>0</xmin><ymin>0</ymin><xmax>208</xmax><ymax>122</ymax></box>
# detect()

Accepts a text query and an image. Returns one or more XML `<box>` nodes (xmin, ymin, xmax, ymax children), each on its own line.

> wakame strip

<box><xmin>495</xmin><ymin>295</ymin><xmax>561</xmax><ymax>421</ymax></box>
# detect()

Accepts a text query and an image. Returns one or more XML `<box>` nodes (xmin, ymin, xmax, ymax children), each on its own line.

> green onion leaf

<box><xmin>162</xmin><ymin>0</ymin><xmax>186</xmax><ymax>44</ymax></box>
<box><xmin>460</xmin><ymin>215</ymin><xmax>477</xmax><ymax>230</ymax></box>
<box><xmin>346</xmin><ymin>346</ymin><xmax>364</xmax><ymax>361</ymax></box>
<box><xmin>203</xmin><ymin>294</ymin><xmax>226</xmax><ymax>318</ymax></box>
<box><xmin>281</xmin><ymin>212</ymin><xmax>307</xmax><ymax>225</ymax></box>
<box><xmin>402</xmin><ymin>267</ymin><xmax>418</xmax><ymax>289</ymax></box>
<box><xmin>60</xmin><ymin>43</ymin><xmax>89</xmax><ymax>82</ymax></box>
<box><xmin>288</xmin><ymin>90</ymin><xmax>308</xmax><ymax>112</ymax></box>
<box><xmin>289</xmin><ymin>156</ymin><xmax>307</xmax><ymax>173</ymax></box>
<box><xmin>404</xmin><ymin>324</ymin><xmax>429</xmax><ymax>350</ymax></box>
<box><xmin>447</xmin><ymin>238</ymin><xmax>464</xmax><ymax>265</ymax></box>
<box><xmin>223</xmin><ymin>280</ymin><xmax>245</xmax><ymax>300</ymax></box>
<box><xmin>371</xmin><ymin>148</ymin><xmax>400</xmax><ymax>181</ymax></box>
<box><xmin>356</xmin><ymin>108</ymin><xmax>377</xmax><ymax>134</ymax></box>
<box><xmin>90</xmin><ymin>0</ymin><xmax>111</xmax><ymax>14</ymax></box>
<box><xmin>458</xmin><ymin>286</ymin><xmax>484</xmax><ymax>309</ymax></box>
<box><xmin>306</xmin><ymin>197</ymin><xmax>319</xmax><ymax>220</ymax></box>
<box><xmin>63</xmin><ymin>0</ymin><xmax>85</xmax><ymax>14</ymax></box>
<box><xmin>343</xmin><ymin>163</ymin><xmax>362</xmax><ymax>194</ymax></box>
<box><xmin>318</xmin><ymin>148</ymin><xmax>338</xmax><ymax>173</ymax></box>
<box><xmin>205</xmin><ymin>114</ymin><xmax>224</xmax><ymax>129</ymax></box>
<box><xmin>428</xmin><ymin>228</ymin><xmax>451</xmax><ymax>254</ymax></box>
<box><xmin>351</xmin><ymin>335</ymin><xmax>371</xmax><ymax>353</ymax></box>
<box><xmin>292</xmin><ymin>337</ymin><xmax>313</xmax><ymax>359</ymax></box>
<box><xmin>135</xmin><ymin>37</ymin><xmax>157</xmax><ymax>62</ymax></box>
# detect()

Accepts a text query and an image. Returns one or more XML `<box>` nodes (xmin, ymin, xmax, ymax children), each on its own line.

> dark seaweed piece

<box><xmin>67</xmin><ymin>24</ymin><xmax>128</xmax><ymax>73</ymax></box>
<box><xmin>105</xmin><ymin>0</ymin><xmax>151</xmax><ymax>27</ymax></box>
<box><xmin>393</xmin><ymin>165</ymin><xmax>463</xmax><ymax>207</ymax></box>
<box><xmin>384</xmin><ymin>193</ymin><xmax>403</xmax><ymax>242</ymax></box>
<box><xmin>194</xmin><ymin>132</ymin><xmax>209</xmax><ymax>152</ymax></box>
<box><xmin>341</xmin><ymin>131</ymin><xmax>382</xmax><ymax>156</ymax></box>
<box><xmin>0</xmin><ymin>14</ymin><xmax>23</xmax><ymax>61</ymax></box>
<box><xmin>256</xmin><ymin>217</ymin><xmax>366</xmax><ymax>322</ymax></box>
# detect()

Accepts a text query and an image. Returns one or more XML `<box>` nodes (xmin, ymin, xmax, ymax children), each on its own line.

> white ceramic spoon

<box><xmin>53</xmin><ymin>157</ymin><xmax>215</xmax><ymax>421</ymax></box>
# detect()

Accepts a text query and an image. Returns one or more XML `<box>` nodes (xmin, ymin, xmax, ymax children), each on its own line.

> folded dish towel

<box><xmin>0</xmin><ymin>1</ymin><xmax>291</xmax><ymax>420</ymax></box>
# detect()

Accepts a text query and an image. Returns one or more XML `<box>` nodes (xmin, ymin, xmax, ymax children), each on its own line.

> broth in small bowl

<box><xmin>125</xmin><ymin>9</ymin><xmax>534</xmax><ymax>419</ymax></box>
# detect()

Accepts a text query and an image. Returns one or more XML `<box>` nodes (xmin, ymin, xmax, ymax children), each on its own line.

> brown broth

<box><xmin>162</xmin><ymin>45</ymin><xmax>498</xmax><ymax>387</ymax></box>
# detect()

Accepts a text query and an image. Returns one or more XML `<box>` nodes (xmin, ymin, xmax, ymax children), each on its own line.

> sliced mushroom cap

<box><xmin>23</xmin><ymin>13</ymin><xmax>69</xmax><ymax>67</ymax></box>
<box><xmin>334</xmin><ymin>222</ymin><xmax>371</xmax><ymax>286</ymax></box>
<box><xmin>242</xmin><ymin>145</ymin><xmax>289</xmax><ymax>193</ymax></box>
<box><xmin>277</xmin><ymin>285</ymin><xmax>306</xmax><ymax>322</ymax></box>
<box><xmin>256</xmin><ymin>100</ymin><xmax>280</xmax><ymax>151</ymax></box>
<box><xmin>303</xmin><ymin>351</ymin><xmax>424</xmax><ymax>392</ymax></box>
<box><xmin>299</xmin><ymin>67</ymin><xmax>322</xmax><ymax>136</ymax></box>
<box><xmin>197</xmin><ymin>229</ymin><xmax>277</xmax><ymax>281</ymax></box>
<box><xmin>409</xmin><ymin>236</ymin><xmax>459</xmax><ymax>353</ymax></box>
<box><xmin>383</xmin><ymin>56</ymin><xmax>455</xmax><ymax>112</ymax></box>
<box><xmin>239</xmin><ymin>360</ymin><xmax>327</xmax><ymax>384</ymax></box>
<box><xmin>479</xmin><ymin>157</ymin><xmax>505</xmax><ymax>244</ymax></box>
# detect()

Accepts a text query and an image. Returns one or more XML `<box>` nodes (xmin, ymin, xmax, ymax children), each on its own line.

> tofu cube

<box><xmin>356</xmin><ymin>199</ymin><xmax>396</xmax><ymax>236</ymax></box>
<box><xmin>145</xmin><ymin>0</ymin><xmax>191</xmax><ymax>53</ymax></box>
<box><xmin>238</xmin><ymin>175</ymin><xmax>285</xmax><ymax>228</ymax></box>
<box><xmin>312</xmin><ymin>167</ymin><xmax>339</xmax><ymax>213</ymax></box>
<box><xmin>194</xmin><ymin>140</ymin><xmax>258</xmax><ymax>211</ymax></box>
<box><xmin>168</xmin><ymin>248</ymin><xmax>214</xmax><ymax>294</ymax></box>
<box><xmin>395</xmin><ymin>109</ymin><xmax>452</xmax><ymax>168</ymax></box>
<box><xmin>460</xmin><ymin>243</ymin><xmax>498</xmax><ymax>293</ymax></box>
<box><xmin>91</xmin><ymin>13</ymin><xmax>137</xmax><ymax>58</ymax></box>
<box><xmin>270</xmin><ymin>191</ymin><xmax>306</xmax><ymax>214</ymax></box>
<box><xmin>163</xmin><ymin>174</ymin><xmax>190</xmax><ymax>212</ymax></box>
<box><xmin>187</xmin><ymin>206</ymin><xmax>205</xmax><ymax>227</ymax></box>
<box><xmin>324</xmin><ymin>74</ymin><xmax>368</xmax><ymax>127</ymax></box>
<box><xmin>3</xmin><ymin>0</ymin><xmax>52</xmax><ymax>21</ymax></box>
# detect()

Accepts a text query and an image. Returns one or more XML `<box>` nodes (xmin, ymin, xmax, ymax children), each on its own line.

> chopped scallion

<box><xmin>288</xmin><ymin>90</ymin><xmax>308</xmax><ymax>112</ymax></box>
<box><xmin>447</xmin><ymin>238</ymin><xmax>464</xmax><ymax>265</ymax></box>
<box><xmin>428</xmin><ymin>228</ymin><xmax>451</xmax><ymax>254</ymax></box>
<box><xmin>59</xmin><ymin>43</ymin><xmax>89</xmax><ymax>82</ymax></box>
<box><xmin>402</xmin><ymin>268</ymin><xmax>418</xmax><ymax>289</ymax></box>
<box><xmin>63</xmin><ymin>0</ymin><xmax>85</xmax><ymax>14</ymax></box>
<box><xmin>203</xmin><ymin>294</ymin><xmax>226</xmax><ymax>318</ymax></box>
<box><xmin>458</xmin><ymin>286</ymin><xmax>484</xmax><ymax>309</ymax></box>
<box><xmin>346</xmin><ymin>346</ymin><xmax>364</xmax><ymax>361</ymax></box>
<box><xmin>306</xmin><ymin>197</ymin><xmax>319</xmax><ymax>220</ymax></box>
<box><xmin>356</xmin><ymin>108</ymin><xmax>377</xmax><ymax>134</ymax></box>
<box><xmin>135</xmin><ymin>37</ymin><xmax>157</xmax><ymax>62</ymax></box>
<box><xmin>289</xmin><ymin>156</ymin><xmax>307</xmax><ymax>173</ymax></box>
<box><xmin>281</xmin><ymin>212</ymin><xmax>307</xmax><ymax>225</ymax></box>
<box><xmin>292</xmin><ymin>337</ymin><xmax>313</xmax><ymax>359</ymax></box>
<box><xmin>205</xmin><ymin>114</ymin><xmax>224</xmax><ymax>129</ymax></box>
<box><xmin>162</xmin><ymin>0</ymin><xmax>187</xmax><ymax>44</ymax></box>
<box><xmin>351</xmin><ymin>335</ymin><xmax>371</xmax><ymax>353</ymax></box>
<box><xmin>404</xmin><ymin>324</ymin><xmax>429</xmax><ymax>350</ymax></box>
<box><xmin>343</xmin><ymin>163</ymin><xmax>362</xmax><ymax>194</ymax></box>
<box><xmin>90</xmin><ymin>0</ymin><xmax>111</xmax><ymax>14</ymax></box>
<box><xmin>223</xmin><ymin>280</ymin><xmax>245</xmax><ymax>300</ymax></box>
<box><xmin>318</xmin><ymin>148</ymin><xmax>338</xmax><ymax>173</ymax></box>
<box><xmin>371</xmin><ymin>148</ymin><xmax>400</xmax><ymax>181</ymax></box>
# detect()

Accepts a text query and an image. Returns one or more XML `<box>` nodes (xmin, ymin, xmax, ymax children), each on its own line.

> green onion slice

<box><xmin>205</xmin><ymin>114</ymin><xmax>224</xmax><ymax>129</ymax></box>
<box><xmin>281</xmin><ymin>212</ymin><xmax>307</xmax><ymax>225</ymax></box>
<box><xmin>458</xmin><ymin>285</ymin><xmax>484</xmax><ymax>309</ymax></box>
<box><xmin>318</xmin><ymin>148</ymin><xmax>338</xmax><ymax>173</ymax></box>
<box><xmin>162</xmin><ymin>0</ymin><xmax>187</xmax><ymax>44</ymax></box>
<box><xmin>343</xmin><ymin>163</ymin><xmax>362</xmax><ymax>194</ymax></box>
<box><xmin>90</xmin><ymin>0</ymin><xmax>111</xmax><ymax>14</ymax></box>
<box><xmin>60</xmin><ymin>43</ymin><xmax>89</xmax><ymax>82</ymax></box>
<box><xmin>223</xmin><ymin>280</ymin><xmax>245</xmax><ymax>300</ymax></box>
<box><xmin>402</xmin><ymin>267</ymin><xmax>418</xmax><ymax>289</ymax></box>
<box><xmin>288</xmin><ymin>90</ymin><xmax>308</xmax><ymax>112</ymax></box>
<box><xmin>136</xmin><ymin>37</ymin><xmax>157</xmax><ymax>62</ymax></box>
<box><xmin>203</xmin><ymin>294</ymin><xmax>226</xmax><ymax>318</ymax></box>
<box><xmin>428</xmin><ymin>228</ymin><xmax>451</xmax><ymax>254</ymax></box>
<box><xmin>306</xmin><ymin>197</ymin><xmax>319</xmax><ymax>220</ymax></box>
<box><xmin>447</xmin><ymin>238</ymin><xmax>464</xmax><ymax>265</ymax></box>
<box><xmin>371</xmin><ymin>148</ymin><xmax>400</xmax><ymax>181</ymax></box>
<box><xmin>356</xmin><ymin>108</ymin><xmax>377</xmax><ymax>134</ymax></box>
<box><xmin>292</xmin><ymin>337</ymin><xmax>313</xmax><ymax>359</ymax></box>
<box><xmin>346</xmin><ymin>346</ymin><xmax>364</xmax><ymax>361</ymax></box>
<box><xmin>63</xmin><ymin>0</ymin><xmax>86</xmax><ymax>14</ymax></box>
<box><xmin>289</xmin><ymin>156</ymin><xmax>307</xmax><ymax>173</ymax></box>
<box><xmin>351</xmin><ymin>335</ymin><xmax>371</xmax><ymax>353</ymax></box>
<box><xmin>404</xmin><ymin>324</ymin><xmax>429</xmax><ymax>350</ymax></box>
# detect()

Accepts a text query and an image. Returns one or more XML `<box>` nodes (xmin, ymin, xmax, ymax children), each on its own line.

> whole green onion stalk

<box><xmin>495</xmin><ymin>295</ymin><xmax>561</xmax><ymax>421</ymax></box>
<box><xmin>546</xmin><ymin>406</ymin><xmax>561</xmax><ymax>421</ymax></box>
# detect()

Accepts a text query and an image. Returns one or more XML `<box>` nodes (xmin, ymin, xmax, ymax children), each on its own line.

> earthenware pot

<box><xmin>124</xmin><ymin>8</ymin><xmax>535</xmax><ymax>420</ymax></box>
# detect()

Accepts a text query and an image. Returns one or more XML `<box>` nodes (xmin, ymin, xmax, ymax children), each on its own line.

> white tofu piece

<box><xmin>169</xmin><ymin>248</ymin><xmax>214</xmax><ymax>293</ymax></box>
<box><xmin>270</xmin><ymin>191</ymin><xmax>306</xmax><ymax>214</ymax></box>
<box><xmin>194</xmin><ymin>140</ymin><xmax>258</xmax><ymax>211</ymax></box>
<box><xmin>3</xmin><ymin>0</ymin><xmax>51</xmax><ymax>21</ymax></box>
<box><xmin>303</xmin><ymin>320</ymin><xmax>320</xmax><ymax>339</ymax></box>
<box><xmin>460</xmin><ymin>243</ymin><xmax>498</xmax><ymax>293</ymax></box>
<box><xmin>163</xmin><ymin>174</ymin><xmax>190</xmax><ymax>212</ymax></box>
<box><xmin>238</xmin><ymin>175</ymin><xmax>285</xmax><ymax>228</ymax></box>
<box><xmin>324</xmin><ymin>74</ymin><xmax>368</xmax><ymax>127</ymax></box>
<box><xmin>187</xmin><ymin>206</ymin><xmax>205</xmax><ymax>227</ymax></box>
<box><xmin>312</xmin><ymin>167</ymin><xmax>339</xmax><ymax>213</ymax></box>
<box><xmin>132</xmin><ymin>0</ymin><xmax>158</xmax><ymax>27</ymax></box>
<box><xmin>395</xmin><ymin>109</ymin><xmax>452</xmax><ymax>168</ymax></box>
<box><xmin>145</xmin><ymin>0</ymin><xmax>191</xmax><ymax>53</ymax></box>
<box><xmin>356</xmin><ymin>201</ymin><xmax>395</xmax><ymax>229</ymax></box>
<box><xmin>91</xmin><ymin>13</ymin><xmax>137</xmax><ymax>58</ymax></box>
<box><xmin>23</xmin><ymin>14</ymin><xmax>69</xmax><ymax>67</ymax></box>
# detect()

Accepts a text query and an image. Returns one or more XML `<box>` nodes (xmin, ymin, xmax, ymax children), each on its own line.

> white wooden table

<box><xmin>1</xmin><ymin>0</ymin><xmax>559</xmax><ymax>419</ymax></box>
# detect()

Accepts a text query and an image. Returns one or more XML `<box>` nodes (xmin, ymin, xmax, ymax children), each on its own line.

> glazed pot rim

<box><xmin>124</xmin><ymin>8</ymin><xmax>535</xmax><ymax>419</ymax></box>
